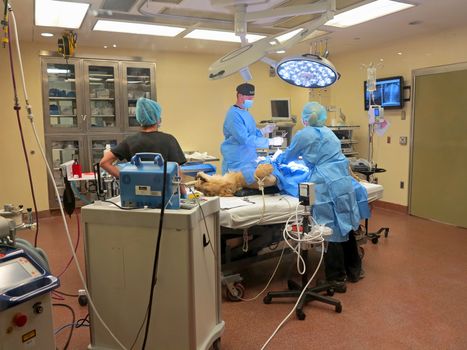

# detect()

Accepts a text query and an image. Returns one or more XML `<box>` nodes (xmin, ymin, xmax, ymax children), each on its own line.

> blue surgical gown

<box><xmin>221</xmin><ymin>105</ymin><xmax>269</xmax><ymax>185</ymax></box>
<box><xmin>274</xmin><ymin>126</ymin><xmax>369</xmax><ymax>242</ymax></box>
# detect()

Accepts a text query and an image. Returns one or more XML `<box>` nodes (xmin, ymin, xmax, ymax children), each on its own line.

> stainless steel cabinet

<box><xmin>329</xmin><ymin>125</ymin><xmax>360</xmax><ymax>157</ymax></box>
<box><xmin>41</xmin><ymin>57</ymin><xmax>156</xmax><ymax>209</ymax></box>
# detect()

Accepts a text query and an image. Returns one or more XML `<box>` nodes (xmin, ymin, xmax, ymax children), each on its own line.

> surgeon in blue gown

<box><xmin>221</xmin><ymin>83</ymin><xmax>283</xmax><ymax>186</ymax></box>
<box><xmin>274</xmin><ymin>102</ymin><xmax>369</xmax><ymax>286</ymax></box>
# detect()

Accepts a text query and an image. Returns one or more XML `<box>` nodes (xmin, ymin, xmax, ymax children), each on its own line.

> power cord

<box><xmin>8</xmin><ymin>8</ymin><xmax>127</xmax><ymax>350</ymax></box>
<box><xmin>52</xmin><ymin>303</ymin><xmax>76</xmax><ymax>350</ymax></box>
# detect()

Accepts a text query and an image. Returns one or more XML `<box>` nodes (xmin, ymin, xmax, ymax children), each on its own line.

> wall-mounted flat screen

<box><xmin>364</xmin><ymin>76</ymin><xmax>404</xmax><ymax>110</ymax></box>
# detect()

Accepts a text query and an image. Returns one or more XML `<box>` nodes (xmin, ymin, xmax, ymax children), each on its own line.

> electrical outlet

<box><xmin>399</xmin><ymin>136</ymin><xmax>408</xmax><ymax>145</ymax></box>
<box><xmin>400</xmin><ymin>181</ymin><xmax>404</xmax><ymax>189</ymax></box>
<box><xmin>401</xmin><ymin>110</ymin><xmax>406</xmax><ymax>120</ymax></box>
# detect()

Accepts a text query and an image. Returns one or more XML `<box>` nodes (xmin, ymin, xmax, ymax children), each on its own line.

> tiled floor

<box><xmin>15</xmin><ymin>207</ymin><xmax>467</xmax><ymax>350</ymax></box>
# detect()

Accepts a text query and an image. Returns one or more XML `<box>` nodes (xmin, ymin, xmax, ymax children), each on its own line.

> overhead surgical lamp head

<box><xmin>275</xmin><ymin>54</ymin><xmax>339</xmax><ymax>88</ymax></box>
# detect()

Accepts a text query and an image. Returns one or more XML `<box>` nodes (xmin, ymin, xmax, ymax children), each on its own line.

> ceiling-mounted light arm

<box><xmin>244</xmin><ymin>0</ymin><xmax>335</xmax><ymax>22</ymax></box>
<box><xmin>260</xmin><ymin>56</ymin><xmax>277</xmax><ymax>69</ymax></box>
<box><xmin>209</xmin><ymin>0</ymin><xmax>336</xmax><ymax>80</ymax></box>
<box><xmin>234</xmin><ymin>4</ymin><xmax>247</xmax><ymax>43</ymax></box>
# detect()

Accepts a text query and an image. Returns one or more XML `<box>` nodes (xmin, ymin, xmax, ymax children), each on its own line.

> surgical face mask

<box><xmin>243</xmin><ymin>99</ymin><xmax>254</xmax><ymax>109</ymax></box>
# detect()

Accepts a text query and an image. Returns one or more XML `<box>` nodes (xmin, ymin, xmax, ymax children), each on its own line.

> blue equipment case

<box><xmin>119</xmin><ymin>153</ymin><xmax>180</xmax><ymax>209</ymax></box>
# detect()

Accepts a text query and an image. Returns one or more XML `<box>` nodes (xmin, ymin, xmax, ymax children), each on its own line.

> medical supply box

<box><xmin>119</xmin><ymin>153</ymin><xmax>180</xmax><ymax>209</ymax></box>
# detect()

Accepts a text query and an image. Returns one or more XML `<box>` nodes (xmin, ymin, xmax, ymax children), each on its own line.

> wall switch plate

<box><xmin>399</xmin><ymin>136</ymin><xmax>408</xmax><ymax>145</ymax></box>
<box><xmin>401</xmin><ymin>110</ymin><xmax>406</xmax><ymax>120</ymax></box>
<box><xmin>387</xmin><ymin>136</ymin><xmax>391</xmax><ymax>143</ymax></box>
<box><xmin>400</xmin><ymin>181</ymin><xmax>404</xmax><ymax>189</ymax></box>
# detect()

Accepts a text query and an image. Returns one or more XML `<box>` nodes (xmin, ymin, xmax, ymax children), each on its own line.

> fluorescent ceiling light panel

<box><xmin>94</xmin><ymin>20</ymin><xmax>185</xmax><ymax>37</ymax></box>
<box><xmin>35</xmin><ymin>0</ymin><xmax>89</xmax><ymax>29</ymax></box>
<box><xmin>184</xmin><ymin>29</ymin><xmax>265</xmax><ymax>43</ymax></box>
<box><xmin>325</xmin><ymin>0</ymin><xmax>415</xmax><ymax>28</ymax></box>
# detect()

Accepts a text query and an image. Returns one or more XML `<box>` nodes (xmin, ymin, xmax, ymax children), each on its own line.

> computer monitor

<box><xmin>271</xmin><ymin>99</ymin><xmax>290</xmax><ymax>120</ymax></box>
<box><xmin>364</xmin><ymin>76</ymin><xmax>404</xmax><ymax>110</ymax></box>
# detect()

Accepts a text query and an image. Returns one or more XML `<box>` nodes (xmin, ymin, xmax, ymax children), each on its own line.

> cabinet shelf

<box><xmin>49</xmin><ymin>97</ymin><xmax>76</xmax><ymax>100</ymax></box>
<box><xmin>91</xmin><ymin>115</ymin><xmax>115</xmax><ymax>118</ymax></box>
<box><xmin>329</xmin><ymin>125</ymin><xmax>359</xmax><ymax>158</ymax></box>
<box><xmin>50</xmin><ymin>114</ymin><xmax>76</xmax><ymax>117</ymax></box>
<box><xmin>89</xmin><ymin>98</ymin><xmax>115</xmax><ymax>101</ymax></box>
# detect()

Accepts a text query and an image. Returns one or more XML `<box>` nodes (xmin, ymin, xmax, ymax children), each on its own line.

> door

<box><xmin>84</xmin><ymin>61</ymin><xmax>121</xmax><ymax>133</ymax></box>
<box><xmin>45</xmin><ymin>136</ymin><xmax>86</xmax><ymax>209</ymax></box>
<box><xmin>41</xmin><ymin>58</ymin><xmax>84</xmax><ymax>133</ymax></box>
<box><xmin>409</xmin><ymin>63</ymin><xmax>467</xmax><ymax>228</ymax></box>
<box><xmin>121</xmin><ymin>62</ymin><xmax>156</xmax><ymax>130</ymax></box>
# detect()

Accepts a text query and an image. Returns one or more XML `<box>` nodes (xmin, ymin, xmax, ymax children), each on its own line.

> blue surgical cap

<box><xmin>301</xmin><ymin>102</ymin><xmax>327</xmax><ymax>127</ymax></box>
<box><xmin>136</xmin><ymin>98</ymin><xmax>162</xmax><ymax>126</ymax></box>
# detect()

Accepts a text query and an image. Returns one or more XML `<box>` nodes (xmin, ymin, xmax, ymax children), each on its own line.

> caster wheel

<box><xmin>296</xmin><ymin>309</ymin><xmax>306</xmax><ymax>320</ymax></box>
<box><xmin>371</xmin><ymin>237</ymin><xmax>379</xmax><ymax>244</ymax></box>
<box><xmin>226</xmin><ymin>283</ymin><xmax>245</xmax><ymax>302</ymax></box>
<box><xmin>326</xmin><ymin>289</ymin><xmax>335</xmax><ymax>296</ymax></box>
<box><xmin>335</xmin><ymin>304</ymin><xmax>342</xmax><ymax>313</ymax></box>
<box><xmin>78</xmin><ymin>295</ymin><xmax>88</xmax><ymax>307</ymax></box>
<box><xmin>263</xmin><ymin>295</ymin><xmax>272</xmax><ymax>304</ymax></box>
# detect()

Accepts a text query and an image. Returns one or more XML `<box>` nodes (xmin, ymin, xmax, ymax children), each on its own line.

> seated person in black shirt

<box><xmin>99</xmin><ymin>97</ymin><xmax>186</xmax><ymax>178</ymax></box>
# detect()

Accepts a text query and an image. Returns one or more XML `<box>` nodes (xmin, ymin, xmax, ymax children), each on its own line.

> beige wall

<box><xmin>330</xmin><ymin>25</ymin><xmax>467</xmax><ymax>206</ymax></box>
<box><xmin>0</xmin><ymin>42</ymin><xmax>307</xmax><ymax>211</ymax></box>
<box><xmin>2</xmin><ymin>24</ymin><xmax>466</xmax><ymax>210</ymax></box>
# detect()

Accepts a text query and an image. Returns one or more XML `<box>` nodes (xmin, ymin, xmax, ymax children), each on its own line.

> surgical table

<box><xmin>218</xmin><ymin>182</ymin><xmax>385</xmax><ymax>300</ymax></box>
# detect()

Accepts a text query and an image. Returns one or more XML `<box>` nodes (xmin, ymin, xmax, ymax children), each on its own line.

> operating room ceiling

<box><xmin>11</xmin><ymin>0</ymin><xmax>467</xmax><ymax>57</ymax></box>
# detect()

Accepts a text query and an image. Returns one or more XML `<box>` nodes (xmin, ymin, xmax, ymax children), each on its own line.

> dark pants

<box><xmin>324</xmin><ymin>230</ymin><xmax>362</xmax><ymax>282</ymax></box>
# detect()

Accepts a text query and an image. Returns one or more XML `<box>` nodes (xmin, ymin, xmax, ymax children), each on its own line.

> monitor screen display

<box><xmin>271</xmin><ymin>99</ymin><xmax>290</xmax><ymax>119</ymax></box>
<box><xmin>364</xmin><ymin>76</ymin><xmax>404</xmax><ymax>110</ymax></box>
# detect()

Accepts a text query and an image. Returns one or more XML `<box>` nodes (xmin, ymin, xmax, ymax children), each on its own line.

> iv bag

<box><xmin>367</xmin><ymin>66</ymin><xmax>377</xmax><ymax>92</ymax></box>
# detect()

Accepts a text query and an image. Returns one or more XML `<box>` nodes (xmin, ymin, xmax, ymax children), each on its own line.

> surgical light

<box><xmin>275</xmin><ymin>54</ymin><xmax>339</xmax><ymax>88</ymax></box>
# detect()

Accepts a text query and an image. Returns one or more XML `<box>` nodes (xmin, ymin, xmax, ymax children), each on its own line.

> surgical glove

<box><xmin>269</xmin><ymin>136</ymin><xmax>284</xmax><ymax>147</ymax></box>
<box><xmin>261</xmin><ymin>123</ymin><xmax>276</xmax><ymax>136</ymax></box>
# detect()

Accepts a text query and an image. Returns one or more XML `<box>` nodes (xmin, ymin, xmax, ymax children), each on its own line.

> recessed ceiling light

<box><xmin>41</xmin><ymin>32</ymin><xmax>54</xmax><ymax>37</ymax></box>
<box><xmin>35</xmin><ymin>0</ymin><xmax>89</xmax><ymax>29</ymax></box>
<box><xmin>112</xmin><ymin>44</ymin><xmax>117</xmax><ymax>48</ymax></box>
<box><xmin>397</xmin><ymin>52</ymin><xmax>402</xmax><ymax>55</ymax></box>
<box><xmin>184</xmin><ymin>29</ymin><xmax>265</xmax><ymax>43</ymax></box>
<box><xmin>104</xmin><ymin>45</ymin><xmax>108</xmax><ymax>49</ymax></box>
<box><xmin>94</xmin><ymin>20</ymin><xmax>185</xmax><ymax>37</ymax></box>
<box><xmin>276</xmin><ymin>50</ymin><xmax>286</xmax><ymax>54</ymax></box>
<box><xmin>325</xmin><ymin>0</ymin><xmax>415</xmax><ymax>28</ymax></box>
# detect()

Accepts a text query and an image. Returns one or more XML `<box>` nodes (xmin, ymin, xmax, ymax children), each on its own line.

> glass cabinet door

<box><xmin>121</xmin><ymin>62</ymin><xmax>156</xmax><ymax>130</ymax></box>
<box><xmin>42</xmin><ymin>58</ymin><xmax>83</xmax><ymax>133</ymax></box>
<box><xmin>87</xmin><ymin>135</ymin><xmax>121</xmax><ymax>169</ymax></box>
<box><xmin>45</xmin><ymin>136</ymin><xmax>86</xmax><ymax>209</ymax></box>
<box><xmin>84</xmin><ymin>61</ymin><xmax>121</xmax><ymax>132</ymax></box>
